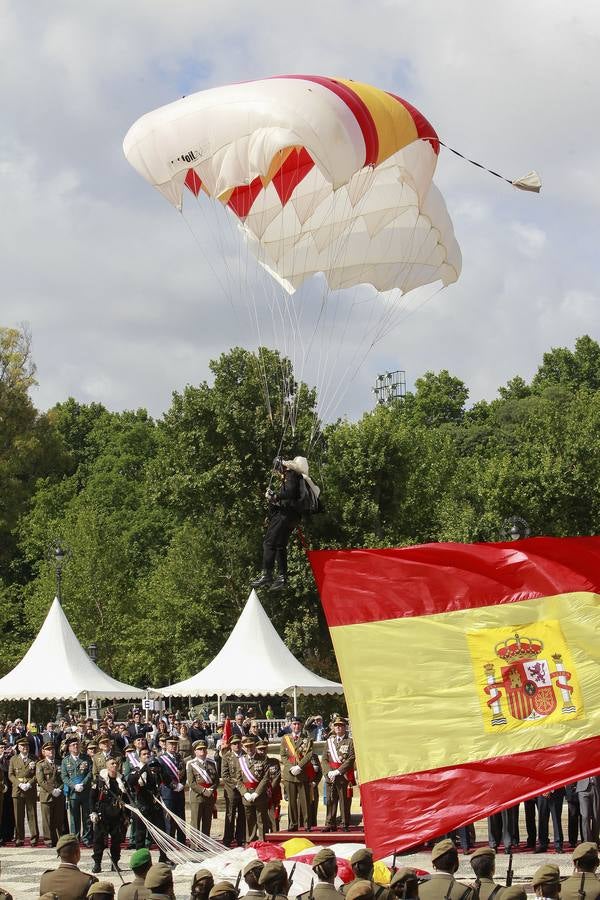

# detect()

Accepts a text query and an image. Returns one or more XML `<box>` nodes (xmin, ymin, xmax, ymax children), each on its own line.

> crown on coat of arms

<box><xmin>494</xmin><ymin>632</ymin><xmax>543</xmax><ymax>661</ymax></box>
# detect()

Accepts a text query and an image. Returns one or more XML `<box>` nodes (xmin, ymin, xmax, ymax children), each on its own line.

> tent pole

<box><xmin>217</xmin><ymin>694</ymin><xmax>221</xmax><ymax>719</ymax></box>
<box><xmin>27</xmin><ymin>699</ymin><xmax>31</xmax><ymax>725</ymax></box>
<box><xmin>293</xmin><ymin>686</ymin><xmax>297</xmax><ymax>716</ymax></box>
<box><xmin>85</xmin><ymin>692</ymin><xmax>89</xmax><ymax>719</ymax></box>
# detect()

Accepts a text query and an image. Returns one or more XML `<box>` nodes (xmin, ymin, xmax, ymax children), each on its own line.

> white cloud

<box><xmin>511</xmin><ymin>222</ymin><xmax>547</xmax><ymax>258</ymax></box>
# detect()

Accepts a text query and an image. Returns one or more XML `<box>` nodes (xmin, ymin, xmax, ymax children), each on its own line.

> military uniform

<box><xmin>92</xmin><ymin>748</ymin><xmax>123</xmax><ymax>777</ymax></box>
<box><xmin>36</xmin><ymin>746</ymin><xmax>64</xmax><ymax>846</ymax></box>
<box><xmin>418</xmin><ymin>874</ymin><xmax>472</xmax><ymax>900</ymax></box>
<box><xmin>127</xmin><ymin>760</ymin><xmax>169</xmax><ymax>862</ymax></box>
<box><xmin>221</xmin><ymin>743</ymin><xmax>246</xmax><ymax>846</ymax></box>
<box><xmin>303</xmin><ymin>752</ymin><xmax>323</xmax><ymax>830</ymax></box>
<box><xmin>187</xmin><ymin>744</ymin><xmax>219</xmax><ymax>836</ymax></box>
<box><xmin>236</xmin><ymin>740</ymin><xmax>271</xmax><ymax>842</ymax></box>
<box><xmin>323</xmin><ymin>721</ymin><xmax>355</xmax><ymax>830</ymax></box>
<box><xmin>258</xmin><ymin>742</ymin><xmax>282</xmax><ymax>832</ymax></box>
<box><xmin>561</xmin><ymin>842</ymin><xmax>600</xmax><ymax>900</ymax></box>
<box><xmin>61</xmin><ymin>748</ymin><xmax>93</xmax><ymax>844</ymax></box>
<box><xmin>158</xmin><ymin>739</ymin><xmax>187</xmax><ymax>843</ymax></box>
<box><xmin>280</xmin><ymin>723</ymin><xmax>314</xmax><ymax>831</ymax></box>
<box><xmin>8</xmin><ymin>744</ymin><xmax>39</xmax><ymax>845</ymax></box>
<box><xmin>39</xmin><ymin>863</ymin><xmax>97</xmax><ymax>900</ymax></box>
<box><xmin>117</xmin><ymin>873</ymin><xmax>150</xmax><ymax>899</ymax></box>
<box><xmin>90</xmin><ymin>768</ymin><xmax>128</xmax><ymax>871</ymax></box>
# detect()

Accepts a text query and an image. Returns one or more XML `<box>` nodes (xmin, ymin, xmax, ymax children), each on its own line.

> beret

<box><xmin>532</xmin><ymin>864</ymin><xmax>561</xmax><ymax>887</ymax></box>
<box><xmin>346</xmin><ymin>880</ymin><xmax>375</xmax><ymax>900</ymax></box>
<box><xmin>56</xmin><ymin>833</ymin><xmax>79</xmax><ymax>851</ymax></box>
<box><xmin>87</xmin><ymin>882</ymin><xmax>115</xmax><ymax>897</ymax></box>
<box><xmin>313</xmin><ymin>848</ymin><xmax>336</xmax><ymax>868</ymax></box>
<box><xmin>350</xmin><ymin>848</ymin><xmax>374</xmax><ymax>866</ymax></box>
<box><xmin>431</xmin><ymin>839</ymin><xmax>457</xmax><ymax>862</ymax></box>
<box><xmin>144</xmin><ymin>863</ymin><xmax>174</xmax><ymax>890</ymax></box>
<box><xmin>573</xmin><ymin>842</ymin><xmax>599</xmax><ymax>862</ymax></box>
<box><xmin>130</xmin><ymin>848</ymin><xmax>152</xmax><ymax>869</ymax></box>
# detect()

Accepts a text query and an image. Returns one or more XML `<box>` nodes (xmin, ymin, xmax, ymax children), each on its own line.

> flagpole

<box><xmin>293</xmin><ymin>686</ymin><xmax>297</xmax><ymax>716</ymax></box>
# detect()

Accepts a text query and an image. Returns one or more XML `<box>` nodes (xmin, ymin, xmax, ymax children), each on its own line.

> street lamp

<box><xmin>501</xmin><ymin>516</ymin><xmax>531</xmax><ymax>541</ymax></box>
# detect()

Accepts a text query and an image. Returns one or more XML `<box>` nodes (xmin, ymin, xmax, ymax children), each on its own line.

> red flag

<box><xmin>222</xmin><ymin>715</ymin><xmax>232</xmax><ymax>746</ymax></box>
<box><xmin>309</xmin><ymin>536</ymin><xmax>600</xmax><ymax>857</ymax></box>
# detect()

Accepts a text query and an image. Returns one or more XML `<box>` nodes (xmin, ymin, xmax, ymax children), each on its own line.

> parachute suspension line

<box><xmin>156</xmin><ymin>798</ymin><xmax>225</xmax><ymax>853</ymax></box>
<box><xmin>436</xmin><ymin>140</ymin><xmax>541</xmax><ymax>193</ymax></box>
<box><xmin>122</xmin><ymin>801</ymin><xmax>223</xmax><ymax>866</ymax></box>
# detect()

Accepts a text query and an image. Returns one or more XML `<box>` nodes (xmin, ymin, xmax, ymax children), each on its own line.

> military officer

<box><xmin>90</xmin><ymin>756</ymin><xmax>128</xmax><ymax>873</ymax></box>
<box><xmin>561</xmin><ymin>842</ymin><xmax>600</xmax><ymax>900</ymax></box>
<box><xmin>159</xmin><ymin>734</ymin><xmax>186</xmax><ymax>843</ymax></box>
<box><xmin>340</xmin><ymin>849</ymin><xmax>392</xmax><ymax>900</ymax></box>
<box><xmin>221</xmin><ymin>736</ymin><xmax>245</xmax><ymax>847</ymax></box>
<box><xmin>36</xmin><ymin>740</ymin><xmax>64</xmax><ymax>847</ymax></box>
<box><xmin>237</xmin><ymin>736</ymin><xmax>271</xmax><ymax>842</ymax></box>
<box><xmin>243</xmin><ymin>859</ymin><xmax>265</xmax><ymax>899</ymax></box>
<box><xmin>389</xmin><ymin>868</ymin><xmax>419</xmax><ymax>900</ymax></box>
<box><xmin>417</xmin><ymin>840</ymin><xmax>473</xmax><ymax>900</ymax></box>
<box><xmin>532</xmin><ymin>864</ymin><xmax>561</xmax><ymax>900</ymax></box>
<box><xmin>187</xmin><ymin>739</ymin><xmax>219</xmax><ymax>835</ymax></box>
<box><xmin>117</xmin><ymin>848</ymin><xmax>152</xmax><ymax>900</ymax></box>
<box><xmin>297</xmin><ymin>847</ymin><xmax>338</xmax><ymax>900</ymax></box>
<box><xmin>8</xmin><ymin>734</ymin><xmax>39</xmax><ymax>846</ymax></box>
<box><xmin>468</xmin><ymin>847</ymin><xmax>501</xmax><ymax>900</ymax></box>
<box><xmin>190</xmin><ymin>868</ymin><xmax>216</xmax><ymax>900</ymax></box>
<box><xmin>280</xmin><ymin>716</ymin><xmax>313</xmax><ymax>831</ymax></box>
<box><xmin>256</xmin><ymin>738</ymin><xmax>282</xmax><ymax>832</ymax></box>
<box><xmin>258</xmin><ymin>861</ymin><xmax>290</xmax><ymax>900</ymax></box>
<box><xmin>93</xmin><ymin>736</ymin><xmax>122</xmax><ymax>777</ymax></box>
<box><xmin>61</xmin><ymin>735</ymin><xmax>93</xmax><ymax>845</ymax></box>
<box><xmin>39</xmin><ymin>832</ymin><xmax>98</xmax><ymax>899</ymax></box>
<box><xmin>126</xmin><ymin>748</ymin><xmax>169</xmax><ymax>864</ymax></box>
<box><xmin>323</xmin><ymin>716</ymin><xmax>355</xmax><ymax>832</ymax></box>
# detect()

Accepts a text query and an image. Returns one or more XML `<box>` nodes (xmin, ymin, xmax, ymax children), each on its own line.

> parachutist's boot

<box><xmin>270</xmin><ymin>575</ymin><xmax>287</xmax><ymax>591</ymax></box>
<box><xmin>251</xmin><ymin>571</ymin><xmax>273</xmax><ymax>588</ymax></box>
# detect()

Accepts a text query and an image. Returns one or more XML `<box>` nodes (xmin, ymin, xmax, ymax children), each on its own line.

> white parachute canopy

<box><xmin>160</xmin><ymin>590</ymin><xmax>343</xmax><ymax>698</ymax></box>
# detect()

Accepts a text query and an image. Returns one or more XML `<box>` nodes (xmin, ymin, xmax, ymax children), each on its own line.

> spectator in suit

<box><xmin>576</xmin><ymin>778</ymin><xmax>599</xmax><ymax>843</ymax></box>
<box><xmin>127</xmin><ymin>711</ymin><xmax>152</xmax><ymax>741</ymax></box>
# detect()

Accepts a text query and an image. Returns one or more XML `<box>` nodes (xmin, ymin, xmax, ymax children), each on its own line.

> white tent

<box><xmin>159</xmin><ymin>590</ymin><xmax>343</xmax><ymax>712</ymax></box>
<box><xmin>0</xmin><ymin>597</ymin><xmax>147</xmax><ymax>703</ymax></box>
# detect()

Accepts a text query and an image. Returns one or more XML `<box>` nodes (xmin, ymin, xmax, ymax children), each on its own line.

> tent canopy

<box><xmin>0</xmin><ymin>597</ymin><xmax>148</xmax><ymax>701</ymax></box>
<box><xmin>160</xmin><ymin>590</ymin><xmax>343</xmax><ymax>698</ymax></box>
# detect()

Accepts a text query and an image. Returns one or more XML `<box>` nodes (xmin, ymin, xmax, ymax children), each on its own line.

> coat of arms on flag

<box><xmin>468</xmin><ymin>619</ymin><xmax>582</xmax><ymax>732</ymax></box>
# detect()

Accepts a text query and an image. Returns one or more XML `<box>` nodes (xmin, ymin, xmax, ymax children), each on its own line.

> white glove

<box><xmin>175</xmin><ymin>782</ymin><xmax>184</xmax><ymax>792</ymax></box>
<box><xmin>74</xmin><ymin>783</ymin><xmax>84</xmax><ymax>793</ymax></box>
<box><xmin>52</xmin><ymin>788</ymin><xmax>62</xmax><ymax>797</ymax></box>
<box><xmin>89</xmin><ymin>812</ymin><xmax>99</xmax><ymax>824</ymax></box>
<box><xmin>20</xmin><ymin>782</ymin><xmax>31</xmax><ymax>791</ymax></box>
<box><xmin>251</xmin><ymin>792</ymin><xmax>258</xmax><ymax>801</ymax></box>
<box><xmin>244</xmin><ymin>792</ymin><xmax>252</xmax><ymax>801</ymax></box>
<box><xmin>290</xmin><ymin>765</ymin><xmax>301</xmax><ymax>776</ymax></box>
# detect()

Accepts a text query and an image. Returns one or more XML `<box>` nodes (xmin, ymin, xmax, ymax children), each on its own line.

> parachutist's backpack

<box><xmin>297</xmin><ymin>477</ymin><xmax>321</xmax><ymax>514</ymax></box>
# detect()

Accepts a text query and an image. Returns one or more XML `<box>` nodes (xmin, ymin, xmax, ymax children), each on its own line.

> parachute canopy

<box><xmin>124</xmin><ymin>75</ymin><xmax>461</xmax><ymax>296</ymax></box>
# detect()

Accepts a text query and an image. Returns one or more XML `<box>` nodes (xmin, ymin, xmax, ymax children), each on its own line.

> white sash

<box><xmin>238</xmin><ymin>754</ymin><xmax>259</xmax><ymax>786</ymax></box>
<box><xmin>161</xmin><ymin>753</ymin><xmax>180</xmax><ymax>781</ymax></box>
<box><xmin>328</xmin><ymin>737</ymin><xmax>341</xmax><ymax>764</ymax></box>
<box><xmin>190</xmin><ymin>760</ymin><xmax>213</xmax><ymax>785</ymax></box>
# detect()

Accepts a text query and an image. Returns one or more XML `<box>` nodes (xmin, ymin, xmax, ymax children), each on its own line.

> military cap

<box><xmin>500</xmin><ymin>888</ymin><xmax>527</xmax><ymax>900</ymax></box>
<box><xmin>291</xmin><ymin>716</ymin><xmax>303</xmax><ymax>724</ymax></box>
<box><xmin>332</xmin><ymin>716</ymin><xmax>347</xmax><ymax>726</ymax></box>
<box><xmin>532</xmin><ymin>864</ymin><xmax>561</xmax><ymax>887</ymax></box>
<box><xmin>16</xmin><ymin>736</ymin><xmax>29</xmax><ymax>746</ymax></box>
<box><xmin>350</xmin><ymin>848</ymin><xmax>374</xmax><ymax>866</ymax></box>
<box><xmin>390</xmin><ymin>868</ymin><xmax>418</xmax><ymax>886</ymax></box>
<box><xmin>312</xmin><ymin>848</ymin><xmax>336</xmax><ymax>868</ymax></box>
<box><xmin>229</xmin><ymin>735</ymin><xmax>242</xmax><ymax>743</ymax></box>
<box><xmin>242</xmin><ymin>736</ymin><xmax>257</xmax><ymax>746</ymax></box>
<box><xmin>87</xmin><ymin>741</ymin><xmax>98</xmax><ymax>750</ymax></box>
<box><xmin>65</xmin><ymin>734</ymin><xmax>80</xmax><ymax>745</ymax></box>
<box><xmin>130</xmin><ymin>848</ymin><xmax>152</xmax><ymax>870</ymax></box>
<box><xmin>209</xmin><ymin>881</ymin><xmax>238</xmax><ymax>899</ymax></box>
<box><xmin>56</xmin><ymin>833</ymin><xmax>79</xmax><ymax>852</ymax></box>
<box><xmin>470</xmin><ymin>846</ymin><xmax>496</xmax><ymax>860</ymax></box>
<box><xmin>42</xmin><ymin>741</ymin><xmax>55</xmax><ymax>751</ymax></box>
<box><xmin>346</xmin><ymin>880</ymin><xmax>375</xmax><ymax>900</ymax></box>
<box><xmin>193</xmin><ymin>868</ymin><xmax>215</xmax><ymax>883</ymax></box>
<box><xmin>573</xmin><ymin>842</ymin><xmax>599</xmax><ymax>862</ymax></box>
<box><xmin>97</xmin><ymin>735</ymin><xmax>112</xmax><ymax>745</ymax></box>
<box><xmin>431</xmin><ymin>839</ymin><xmax>457</xmax><ymax>863</ymax></box>
<box><xmin>87</xmin><ymin>882</ymin><xmax>115</xmax><ymax>897</ymax></box>
<box><xmin>258</xmin><ymin>861</ymin><xmax>287</xmax><ymax>887</ymax></box>
<box><xmin>165</xmin><ymin>735</ymin><xmax>179</xmax><ymax>743</ymax></box>
<box><xmin>243</xmin><ymin>859</ymin><xmax>265</xmax><ymax>876</ymax></box>
<box><xmin>145</xmin><ymin>863</ymin><xmax>174</xmax><ymax>890</ymax></box>
<box><xmin>193</xmin><ymin>740</ymin><xmax>208</xmax><ymax>750</ymax></box>
<box><xmin>158</xmin><ymin>734</ymin><xmax>168</xmax><ymax>742</ymax></box>
<box><xmin>256</xmin><ymin>739</ymin><xmax>269</xmax><ymax>748</ymax></box>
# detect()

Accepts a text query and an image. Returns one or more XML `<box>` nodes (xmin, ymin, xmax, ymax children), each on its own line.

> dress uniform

<box><xmin>93</xmin><ymin>738</ymin><xmax>123</xmax><ymax>777</ymax></box>
<box><xmin>61</xmin><ymin>736</ymin><xmax>93</xmax><ymax>845</ymax></box>
<box><xmin>303</xmin><ymin>751</ymin><xmax>322</xmax><ymax>830</ymax></box>
<box><xmin>221</xmin><ymin>737</ymin><xmax>246</xmax><ymax>846</ymax></box>
<box><xmin>560</xmin><ymin>842</ymin><xmax>600</xmax><ymax>900</ymax></box>
<box><xmin>237</xmin><ymin>736</ymin><xmax>271</xmax><ymax>842</ymax></box>
<box><xmin>323</xmin><ymin>717</ymin><xmax>355</xmax><ymax>831</ymax></box>
<box><xmin>36</xmin><ymin>741</ymin><xmax>64</xmax><ymax>846</ymax></box>
<box><xmin>126</xmin><ymin>750</ymin><xmax>169</xmax><ymax>864</ymax></box>
<box><xmin>8</xmin><ymin>736</ymin><xmax>39</xmax><ymax>845</ymax></box>
<box><xmin>90</xmin><ymin>758</ymin><xmax>128</xmax><ymax>873</ymax></box>
<box><xmin>158</xmin><ymin>735</ymin><xmax>186</xmax><ymax>843</ymax></box>
<box><xmin>280</xmin><ymin>718</ymin><xmax>313</xmax><ymax>831</ymax></box>
<box><xmin>39</xmin><ymin>832</ymin><xmax>98</xmax><ymax>899</ymax></box>
<box><xmin>256</xmin><ymin>739</ymin><xmax>282</xmax><ymax>831</ymax></box>
<box><xmin>187</xmin><ymin>740</ymin><xmax>219</xmax><ymax>836</ymax></box>
<box><xmin>417</xmin><ymin>840</ymin><xmax>473</xmax><ymax>900</ymax></box>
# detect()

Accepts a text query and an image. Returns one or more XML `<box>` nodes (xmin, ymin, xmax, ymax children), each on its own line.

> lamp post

<box><xmin>53</xmin><ymin>544</ymin><xmax>66</xmax><ymax>720</ymax></box>
<box><xmin>501</xmin><ymin>515</ymin><xmax>531</xmax><ymax>541</ymax></box>
<box><xmin>87</xmin><ymin>643</ymin><xmax>98</xmax><ymax>722</ymax></box>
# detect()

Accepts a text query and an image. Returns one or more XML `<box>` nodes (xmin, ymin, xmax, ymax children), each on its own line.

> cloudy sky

<box><xmin>2</xmin><ymin>2</ymin><xmax>599</xmax><ymax>427</ymax></box>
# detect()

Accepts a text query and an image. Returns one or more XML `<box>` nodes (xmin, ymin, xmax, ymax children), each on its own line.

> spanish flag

<box><xmin>309</xmin><ymin>537</ymin><xmax>600</xmax><ymax>857</ymax></box>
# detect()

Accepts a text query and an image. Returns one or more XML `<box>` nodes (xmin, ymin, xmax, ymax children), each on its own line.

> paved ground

<box><xmin>0</xmin><ymin>800</ymin><xmax>578</xmax><ymax>898</ymax></box>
